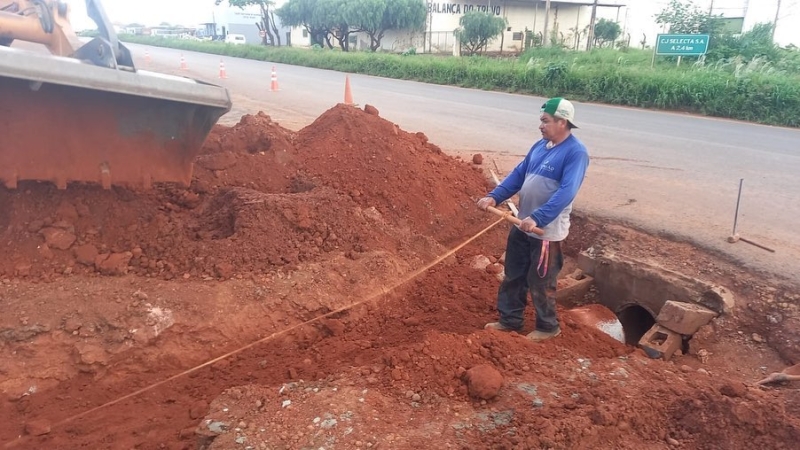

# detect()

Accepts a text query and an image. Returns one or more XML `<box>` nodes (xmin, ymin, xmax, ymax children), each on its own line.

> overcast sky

<box><xmin>64</xmin><ymin>0</ymin><xmax>800</xmax><ymax>46</ymax></box>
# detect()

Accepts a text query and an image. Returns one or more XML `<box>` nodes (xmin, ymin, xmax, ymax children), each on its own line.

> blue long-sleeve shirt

<box><xmin>488</xmin><ymin>134</ymin><xmax>589</xmax><ymax>241</ymax></box>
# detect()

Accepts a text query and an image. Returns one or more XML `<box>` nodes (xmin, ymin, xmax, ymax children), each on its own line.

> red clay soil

<box><xmin>0</xmin><ymin>105</ymin><xmax>492</xmax><ymax>281</ymax></box>
<box><xmin>0</xmin><ymin>105</ymin><xmax>799</xmax><ymax>450</ymax></box>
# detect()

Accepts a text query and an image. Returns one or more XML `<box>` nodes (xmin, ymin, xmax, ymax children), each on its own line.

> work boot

<box><xmin>526</xmin><ymin>328</ymin><xmax>562</xmax><ymax>342</ymax></box>
<box><xmin>484</xmin><ymin>322</ymin><xmax>518</xmax><ymax>332</ymax></box>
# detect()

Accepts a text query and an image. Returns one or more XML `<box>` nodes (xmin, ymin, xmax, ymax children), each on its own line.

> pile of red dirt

<box><xmin>0</xmin><ymin>105</ymin><xmax>492</xmax><ymax>281</ymax></box>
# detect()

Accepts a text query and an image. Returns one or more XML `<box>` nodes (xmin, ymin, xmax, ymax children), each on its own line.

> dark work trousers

<box><xmin>496</xmin><ymin>226</ymin><xmax>564</xmax><ymax>332</ymax></box>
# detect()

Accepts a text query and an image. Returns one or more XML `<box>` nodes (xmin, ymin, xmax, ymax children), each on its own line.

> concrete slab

<box><xmin>577</xmin><ymin>250</ymin><xmax>735</xmax><ymax>317</ymax></box>
<box><xmin>556</xmin><ymin>270</ymin><xmax>594</xmax><ymax>307</ymax></box>
<box><xmin>656</xmin><ymin>300</ymin><xmax>718</xmax><ymax>335</ymax></box>
<box><xmin>639</xmin><ymin>324</ymin><xmax>683</xmax><ymax>361</ymax></box>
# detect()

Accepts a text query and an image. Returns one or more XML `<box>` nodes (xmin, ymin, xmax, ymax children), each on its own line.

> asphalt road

<box><xmin>127</xmin><ymin>44</ymin><xmax>800</xmax><ymax>281</ymax></box>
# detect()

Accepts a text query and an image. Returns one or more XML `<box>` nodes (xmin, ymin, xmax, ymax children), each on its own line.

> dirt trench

<box><xmin>1</xmin><ymin>105</ymin><xmax>799</xmax><ymax>450</ymax></box>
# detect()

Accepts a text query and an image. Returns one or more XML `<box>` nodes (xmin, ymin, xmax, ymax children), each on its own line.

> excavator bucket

<box><xmin>0</xmin><ymin>46</ymin><xmax>232</xmax><ymax>189</ymax></box>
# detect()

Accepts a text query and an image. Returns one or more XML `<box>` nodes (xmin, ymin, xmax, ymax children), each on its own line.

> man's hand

<box><xmin>519</xmin><ymin>217</ymin><xmax>539</xmax><ymax>233</ymax></box>
<box><xmin>477</xmin><ymin>197</ymin><xmax>496</xmax><ymax>211</ymax></box>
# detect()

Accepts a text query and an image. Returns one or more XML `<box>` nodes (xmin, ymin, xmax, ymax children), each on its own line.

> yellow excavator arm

<box><xmin>0</xmin><ymin>1</ymin><xmax>232</xmax><ymax>189</ymax></box>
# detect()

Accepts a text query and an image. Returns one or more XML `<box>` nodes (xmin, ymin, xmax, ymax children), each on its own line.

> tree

<box><xmin>454</xmin><ymin>11</ymin><xmax>507</xmax><ymax>56</ymax></box>
<box><xmin>708</xmin><ymin>22</ymin><xmax>779</xmax><ymax>62</ymax></box>
<box><xmin>216</xmin><ymin>0</ymin><xmax>281</xmax><ymax>46</ymax></box>
<box><xmin>310</xmin><ymin>0</ymin><xmax>357</xmax><ymax>51</ymax></box>
<box><xmin>655</xmin><ymin>0</ymin><xmax>720</xmax><ymax>35</ymax></box>
<box><xmin>351</xmin><ymin>0</ymin><xmax>427</xmax><ymax>51</ymax></box>
<box><xmin>276</xmin><ymin>0</ymin><xmax>331</xmax><ymax>48</ymax></box>
<box><xmin>593</xmin><ymin>18</ymin><xmax>621</xmax><ymax>48</ymax></box>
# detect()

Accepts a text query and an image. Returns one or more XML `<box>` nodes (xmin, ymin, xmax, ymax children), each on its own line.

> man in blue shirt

<box><xmin>477</xmin><ymin>97</ymin><xmax>590</xmax><ymax>341</ymax></box>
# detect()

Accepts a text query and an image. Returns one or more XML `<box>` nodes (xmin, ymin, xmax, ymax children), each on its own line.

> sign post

<box><xmin>652</xmin><ymin>33</ymin><xmax>710</xmax><ymax>68</ymax></box>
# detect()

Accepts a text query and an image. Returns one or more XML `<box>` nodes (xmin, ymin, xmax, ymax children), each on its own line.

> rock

<box><xmin>470</xmin><ymin>255</ymin><xmax>492</xmax><ymax>271</ymax></box>
<box><xmin>37</xmin><ymin>244</ymin><xmax>54</xmax><ymax>259</ymax></box>
<box><xmin>27</xmin><ymin>219</ymin><xmax>45</xmax><ymax>233</ymax></box>
<box><xmin>14</xmin><ymin>264</ymin><xmax>32</xmax><ymax>277</ymax></box>
<box><xmin>63</xmin><ymin>316</ymin><xmax>82</xmax><ymax>333</ymax></box>
<box><xmin>700</xmin><ymin>285</ymin><xmax>735</xmax><ymax>314</ymax></box>
<box><xmin>364</xmin><ymin>104</ymin><xmax>380</xmax><ymax>116</ymax></box>
<box><xmin>472</xmin><ymin>154</ymin><xmax>483</xmax><ymax>165</ymax></box>
<box><xmin>720</xmin><ymin>381</ymin><xmax>747</xmax><ymax>398</ymax></box>
<box><xmin>463</xmin><ymin>364</ymin><xmax>503</xmax><ymax>400</ymax></box>
<box><xmin>697</xmin><ymin>368</ymin><xmax>710</xmax><ymax>376</ymax></box>
<box><xmin>751</xmin><ymin>333</ymin><xmax>765</xmax><ymax>343</ymax></box>
<box><xmin>73</xmin><ymin>244</ymin><xmax>99</xmax><ymax>266</ymax></box>
<box><xmin>24</xmin><ymin>420</ymin><xmax>51</xmax><ymax>436</ymax></box>
<box><xmin>215</xmin><ymin>262</ymin><xmax>235</xmax><ymax>279</ymax></box>
<box><xmin>667</xmin><ymin>437</ymin><xmax>680</xmax><ymax>446</ymax></box>
<box><xmin>680</xmin><ymin>365</ymin><xmax>693</xmax><ymax>373</ymax></box>
<box><xmin>95</xmin><ymin>252</ymin><xmax>133</xmax><ymax>276</ymax></box>
<box><xmin>197</xmin><ymin>152</ymin><xmax>237</xmax><ymax>171</ymax></box>
<box><xmin>73</xmin><ymin>342</ymin><xmax>108</xmax><ymax>366</ymax></box>
<box><xmin>323</xmin><ymin>319</ymin><xmax>345</xmax><ymax>336</ymax></box>
<box><xmin>486</xmin><ymin>263</ymin><xmax>504</xmax><ymax>275</ymax></box>
<box><xmin>656</xmin><ymin>300</ymin><xmax>718</xmax><ymax>335</ymax></box>
<box><xmin>76</xmin><ymin>203</ymin><xmax>91</xmax><ymax>217</ymax></box>
<box><xmin>189</xmin><ymin>400</ymin><xmax>209</xmax><ymax>419</ymax></box>
<box><xmin>40</xmin><ymin>227</ymin><xmax>76</xmax><ymax>250</ymax></box>
<box><xmin>401</xmin><ymin>317</ymin><xmax>420</xmax><ymax>327</ymax></box>
<box><xmin>411</xmin><ymin>394</ymin><xmax>421</xmax><ymax>402</ymax></box>
<box><xmin>55</xmin><ymin>201</ymin><xmax>79</xmax><ymax>221</ymax></box>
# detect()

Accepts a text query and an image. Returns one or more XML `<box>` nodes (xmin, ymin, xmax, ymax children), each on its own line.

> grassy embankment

<box><xmin>121</xmin><ymin>35</ymin><xmax>800</xmax><ymax>127</ymax></box>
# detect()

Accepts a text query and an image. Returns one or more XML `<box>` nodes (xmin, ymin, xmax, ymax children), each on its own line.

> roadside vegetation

<box><xmin>118</xmin><ymin>0</ymin><xmax>800</xmax><ymax>127</ymax></box>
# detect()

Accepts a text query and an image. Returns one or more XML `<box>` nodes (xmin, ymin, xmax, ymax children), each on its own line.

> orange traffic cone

<box><xmin>180</xmin><ymin>54</ymin><xmax>187</xmax><ymax>70</ymax></box>
<box><xmin>270</xmin><ymin>66</ymin><xmax>279</xmax><ymax>91</ymax></box>
<box><xmin>219</xmin><ymin>60</ymin><xmax>227</xmax><ymax>79</ymax></box>
<box><xmin>344</xmin><ymin>75</ymin><xmax>354</xmax><ymax>105</ymax></box>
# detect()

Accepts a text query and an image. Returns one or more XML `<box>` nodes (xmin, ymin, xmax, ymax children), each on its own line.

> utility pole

<box><xmin>586</xmin><ymin>0</ymin><xmax>598</xmax><ymax>51</ymax></box>
<box><xmin>772</xmin><ymin>0</ymin><xmax>782</xmax><ymax>41</ymax></box>
<box><xmin>543</xmin><ymin>0</ymin><xmax>551</xmax><ymax>47</ymax></box>
<box><xmin>708</xmin><ymin>0</ymin><xmax>715</xmax><ymax>15</ymax></box>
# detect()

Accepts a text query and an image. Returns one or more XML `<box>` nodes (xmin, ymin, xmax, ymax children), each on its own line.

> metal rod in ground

<box><xmin>732</xmin><ymin>178</ymin><xmax>743</xmax><ymax>236</ymax></box>
<box><xmin>739</xmin><ymin>237</ymin><xmax>776</xmax><ymax>253</ymax></box>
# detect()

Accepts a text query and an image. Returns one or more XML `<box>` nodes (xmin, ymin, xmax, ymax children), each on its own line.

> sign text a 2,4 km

<box><xmin>656</xmin><ymin>34</ymin><xmax>710</xmax><ymax>56</ymax></box>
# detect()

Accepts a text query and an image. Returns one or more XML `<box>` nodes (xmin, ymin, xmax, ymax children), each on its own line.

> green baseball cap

<box><xmin>541</xmin><ymin>97</ymin><xmax>578</xmax><ymax>128</ymax></box>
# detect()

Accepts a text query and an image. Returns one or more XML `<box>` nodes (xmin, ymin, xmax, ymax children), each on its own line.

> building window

<box><xmin>302</xmin><ymin>29</ymin><xmax>308</xmax><ymax>38</ymax></box>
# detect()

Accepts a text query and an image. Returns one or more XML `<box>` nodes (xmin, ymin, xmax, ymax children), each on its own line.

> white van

<box><xmin>225</xmin><ymin>34</ymin><xmax>246</xmax><ymax>45</ymax></box>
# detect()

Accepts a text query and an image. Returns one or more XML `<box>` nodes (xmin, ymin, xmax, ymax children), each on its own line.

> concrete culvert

<box><xmin>617</xmin><ymin>304</ymin><xmax>656</xmax><ymax>346</ymax></box>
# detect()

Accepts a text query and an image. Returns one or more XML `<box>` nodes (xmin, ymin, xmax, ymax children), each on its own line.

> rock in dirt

<box><xmin>40</xmin><ymin>227</ymin><xmax>76</xmax><ymax>250</ymax></box>
<box><xmin>720</xmin><ymin>381</ymin><xmax>747</xmax><ymax>398</ymax></box>
<box><xmin>24</xmin><ymin>419</ymin><xmax>51</xmax><ymax>436</ymax></box>
<box><xmin>73</xmin><ymin>244</ymin><xmax>99</xmax><ymax>266</ymax></box>
<box><xmin>95</xmin><ymin>252</ymin><xmax>133</xmax><ymax>276</ymax></box>
<box><xmin>215</xmin><ymin>262</ymin><xmax>235</xmax><ymax>279</ymax></box>
<box><xmin>189</xmin><ymin>400</ymin><xmax>209</xmax><ymax>419</ymax></box>
<box><xmin>472</xmin><ymin>154</ymin><xmax>483</xmax><ymax>165</ymax></box>
<box><xmin>364</xmin><ymin>104</ymin><xmax>380</xmax><ymax>116</ymax></box>
<box><xmin>464</xmin><ymin>364</ymin><xmax>503</xmax><ymax>400</ymax></box>
<box><xmin>73</xmin><ymin>342</ymin><xmax>109</xmax><ymax>366</ymax></box>
<box><xmin>470</xmin><ymin>255</ymin><xmax>492</xmax><ymax>271</ymax></box>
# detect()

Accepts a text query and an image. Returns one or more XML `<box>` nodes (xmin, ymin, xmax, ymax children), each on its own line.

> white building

<box><xmin>199</xmin><ymin>3</ymin><xmax>292</xmax><ymax>46</ymax></box>
<box><xmin>288</xmin><ymin>0</ymin><xmax>628</xmax><ymax>53</ymax></box>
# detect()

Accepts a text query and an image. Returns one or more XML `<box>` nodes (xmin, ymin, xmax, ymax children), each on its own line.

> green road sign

<box><xmin>656</xmin><ymin>34</ymin><xmax>710</xmax><ymax>56</ymax></box>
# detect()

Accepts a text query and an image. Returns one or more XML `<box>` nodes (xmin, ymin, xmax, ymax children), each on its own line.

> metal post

<box><xmin>677</xmin><ymin>55</ymin><xmax>682</xmax><ymax>67</ymax></box>
<box><xmin>587</xmin><ymin>0</ymin><xmax>599</xmax><ymax>51</ymax></box>
<box><xmin>651</xmin><ymin>44</ymin><xmax>656</xmax><ymax>68</ymax></box>
<box><xmin>732</xmin><ymin>178</ymin><xmax>743</xmax><ymax>236</ymax></box>
<box><xmin>543</xmin><ymin>0</ymin><xmax>551</xmax><ymax>47</ymax></box>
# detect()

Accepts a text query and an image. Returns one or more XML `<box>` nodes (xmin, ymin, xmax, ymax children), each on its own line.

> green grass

<box><xmin>121</xmin><ymin>35</ymin><xmax>800</xmax><ymax>128</ymax></box>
